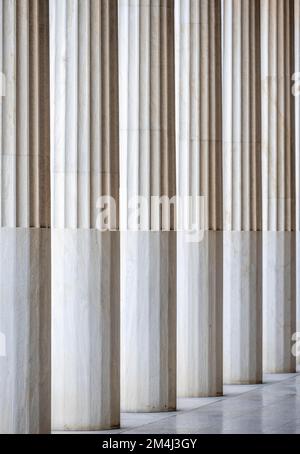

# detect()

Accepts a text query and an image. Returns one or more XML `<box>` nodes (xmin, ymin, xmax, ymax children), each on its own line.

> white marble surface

<box><xmin>177</xmin><ymin>231</ymin><xmax>223</xmax><ymax>397</ymax></box>
<box><xmin>261</xmin><ymin>0</ymin><xmax>296</xmax><ymax>373</ymax></box>
<box><xmin>175</xmin><ymin>0</ymin><xmax>223</xmax><ymax>397</ymax></box>
<box><xmin>119</xmin><ymin>0</ymin><xmax>176</xmax><ymax>413</ymax></box>
<box><xmin>52</xmin><ymin>230</ymin><xmax>120</xmax><ymax>430</ymax></box>
<box><xmin>295</xmin><ymin>0</ymin><xmax>300</xmax><ymax>368</ymax></box>
<box><xmin>121</xmin><ymin>231</ymin><xmax>176</xmax><ymax>412</ymax></box>
<box><xmin>54</xmin><ymin>372</ymin><xmax>300</xmax><ymax>434</ymax></box>
<box><xmin>0</xmin><ymin>0</ymin><xmax>50</xmax><ymax>229</ymax></box>
<box><xmin>297</xmin><ymin>232</ymin><xmax>300</xmax><ymax>367</ymax></box>
<box><xmin>50</xmin><ymin>0</ymin><xmax>120</xmax><ymax>430</ymax></box>
<box><xmin>222</xmin><ymin>1</ymin><xmax>263</xmax><ymax>384</ymax></box>
<box><xmin>50</xmin><ymin>0</ymin><xmax>119</xmax><ymax>230</ymax></box>
<box><xmin>263</xmin><ymin>232</ymin><xmax>296</xmax><ymax>373</ymax></box>
<box><xmin>119</xmin><ymin>0</ymin><xmax>176</xmax><ymax>233</ymax></box>
<box><xmin>0</xmin><ymin>0</ymin><xmax>51</xmax><ymax>434</ymax></box>
<box><xmin>223</xmin><ymin>232</ymin><xmax>262</xmax><ymax>384</ymax></box>
<box><xmin>0</xmin><ymin>228</ymin><xmax>51</xmax><ymax>434</ymax></box>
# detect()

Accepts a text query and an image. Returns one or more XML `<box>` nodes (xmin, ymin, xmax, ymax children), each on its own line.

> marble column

<box><xmin>261</xmin><ymin>0</ymin><xmax>296</xmax><ymax>373</ymax></box>
<box><xmin>0</xmin><ymin>0</ymin><xmax>51</xmax><ymax>433</ymax></box>
<box><xmin>295</xmin><ymin>0</ymin><xmax>300</xmax><ymax>368</ymax></box>
<box><xmin>223</xmin><ymin>0</ymin><xmax>262</xmax><ymax>384</ymax></box>
<box><xmin>119</xmin><ymin>0</ymin><xmax>177</xmax><ymax>412</ymax></box>
<box><xmin>51</xmin><ymin>0</ymin><xmax>120</xmax><ymax>430</ymax></box>
<box><xmin>175</xmin><ymin>0</ymin><xmax>223</xmax><ymax>397</ymax></box>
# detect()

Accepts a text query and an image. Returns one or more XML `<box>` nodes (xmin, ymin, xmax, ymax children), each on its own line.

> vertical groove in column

<box><xmin>176</xmin><ymin>0</ymin><xmax>223</xmax><ymax>397</ymax></box>
<box><xmin>51</xmin><ymin>0</ymin><xmax>120</xmax><ymax>430</ymax></box>
<box><xmin>223</xmin><ymin>0</ymin><xmax>263</xmax><ymax>384</ymax></box>
<box><xmin>0</xmin><ymin>0</ymin><xmax>51</xmax><ymax>433</ymax></box>
<box><xmin>120</xmin><ymin>0</ymin><xmax>176</xmax><ymax>412</ymax></box>
<box><xmin>261</xmin><ymin>0</ymin><xmax>296</xmax><ymax>373</ymax></box>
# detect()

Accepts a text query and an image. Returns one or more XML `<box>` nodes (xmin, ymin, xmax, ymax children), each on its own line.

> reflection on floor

<box><xmin>55</xmin><ymin>372</ymin><xmax>300</xmax><ymax>434</ymax></box>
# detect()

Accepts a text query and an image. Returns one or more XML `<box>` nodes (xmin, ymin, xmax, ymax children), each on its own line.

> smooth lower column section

<box><xmin>297</xmin><ymin>231</ymin><xmax>300</xmax><ymax>367</ymax></box>
<box><xmin>223</xmin><ymin>232</ymin><xmax>262</xmax><ymax>384</ymax></box>
<box><xmin>177</xmin><ymin>231</ymin><xmax>223</xmax><ymax>397</ymax></box>
<box><xmin>0</xmin><ymin>228</ymin><xmax>51</xmax><ymax>434</ymax></box>
<box><xmin>261</xmin><ymin>0</ymin><xmax>296</xmax><ymax>373</ymax></box>
<box><xmin>263</xmin><ymin>232</ymin><xmax>296</xmax><ymax>373</ymax></box>
<box><xmin>121</xmin><ymin>232</ymin><xmax>176</xmax><ymax>412</ymax></box>
<box><xmin>52</xmin><ymin>230</ymin><xmax>120</xmax><ymax>430</ymax></box>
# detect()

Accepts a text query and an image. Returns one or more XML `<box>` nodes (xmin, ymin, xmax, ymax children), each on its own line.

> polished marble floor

<box><xmin>55</xmin><ymin>372</ymin><xmax>300</xmax><ymax>434</ymax></box>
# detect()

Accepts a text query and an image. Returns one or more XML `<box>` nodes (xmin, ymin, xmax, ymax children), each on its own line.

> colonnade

<box><xmin>0</xmin><ymin>0</ymin><xmax>299</xmax><ymax>433</ymax></box>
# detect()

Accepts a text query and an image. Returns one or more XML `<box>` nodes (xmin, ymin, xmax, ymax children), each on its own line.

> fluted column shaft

<box><xmin>51</xmin><ymin>0</ymin><xmax>120</xmax><ymax>430</ymax></box>
<box><xmin>0</xmin><ymin>0</ymin><xmax>51</xmax><ymax>433</ymax></box>
<box><xmin>176</xmin><ymin>0</ymin><xmax>223</xmax><ymax>397</ymax></box>
<box><xmin>295</xmin><ymin>0</ymin><xmax>300</xmax><ymax>367</ymax></box>
<box><xmin>119</xmin><ymin>0</ymin><xmax>176</xmax><ymax>412</ymax></box>
<box><xmin>223</xmin><ymin>0</ymin><xmax>262</xmax><ymax>384</ymax></box>
<box><xmin>261</xmin><ymin>0</ymin><xmax>296</xmax><ymax>373</ymax></box>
